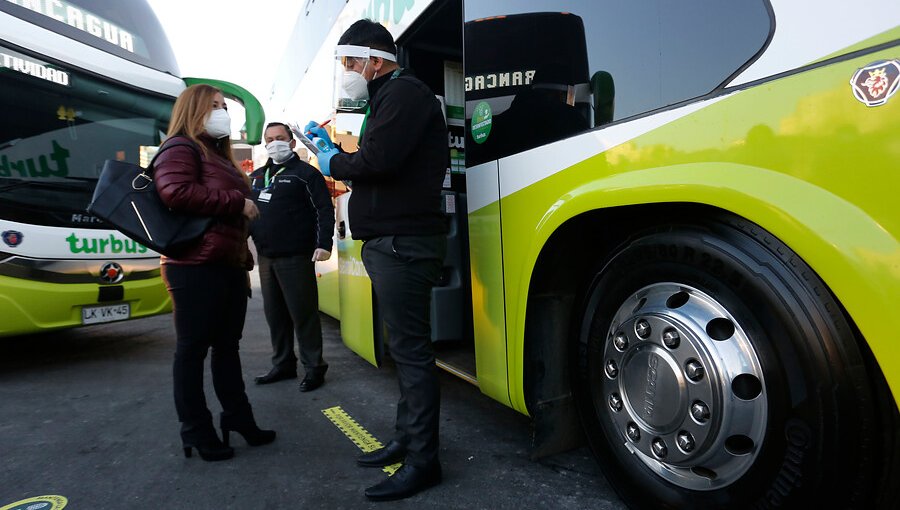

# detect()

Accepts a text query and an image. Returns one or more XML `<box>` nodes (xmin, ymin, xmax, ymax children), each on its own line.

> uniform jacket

<box><xmin>249</xmin><ymin>154</ymin><xmax>335</xmax><ymax>258</ymax></box>
<box><xmin>154</xmin><ymin>134</ymin><xmax>254</xmax><ymax>269</ymax></box>
<box><xmin>329</xmin><ymin>69</ymin><xmax>449</xmax><ymax>241</ymax></box>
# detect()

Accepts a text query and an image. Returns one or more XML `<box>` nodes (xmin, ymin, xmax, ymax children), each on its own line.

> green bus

<box><xmin>0</xmin><ymin>0</ymin><xmax>264</xmax><ymax>336</ymax></box>
<box><xmin>272</xmin><ymin>0</ymin><xmax>900</xmax><ymax>507</ymax></box>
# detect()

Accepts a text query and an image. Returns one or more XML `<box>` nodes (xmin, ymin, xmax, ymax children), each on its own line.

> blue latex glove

<box><xmin>304</xmin><ymin>121</ymin><xmax>334</xmax><ymax>150</ymax></box>
<box><xmin>314</xmin><ymin>138</ymin><xmax>339</xmax><ymax>176</ymax></box>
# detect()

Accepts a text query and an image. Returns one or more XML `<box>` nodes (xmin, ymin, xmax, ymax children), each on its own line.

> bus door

<box><xmin>332</xmin><ymin>0</ymin><xmax>473</xmax><ymax>373</ymax></box>
<box><xmin>396</xmin><ymin>0</ymin><xmax>476</xmax><ymax>381</ymax></box>
<box><xmin>462</xmin><ymin>9</ymin><xmax>594</xmax><ymax>398</ymax></box>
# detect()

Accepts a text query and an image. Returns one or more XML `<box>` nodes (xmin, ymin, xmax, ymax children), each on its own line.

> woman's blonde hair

<box><xmin>167</xmin><ymin>84</ymin><xmax>247</xmax><ymax>183</ymax></box>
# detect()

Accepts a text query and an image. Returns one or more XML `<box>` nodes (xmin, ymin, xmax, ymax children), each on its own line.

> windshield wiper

<box><xmin>0</xmin><ymin>138</ymin><xmax>23</xmax><ymax>151</ymax></box>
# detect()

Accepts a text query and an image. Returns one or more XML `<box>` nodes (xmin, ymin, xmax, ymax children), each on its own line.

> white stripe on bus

<box><xmin>466</xmin><ymin>94</ymin><xmax>730</xmax><ymax>213</ymax></box>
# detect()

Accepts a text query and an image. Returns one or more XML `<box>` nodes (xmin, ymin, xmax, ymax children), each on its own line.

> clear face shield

<box><xmin>333</xmin><ymin>44</ymin><xmax>397</xmax><ymax>112</ymax></box>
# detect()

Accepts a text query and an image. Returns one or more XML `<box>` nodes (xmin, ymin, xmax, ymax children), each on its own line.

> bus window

<box><xmin>0</xmin><ymin>45</ymin><xmax>172</xmax><ymax>229</ymax></box>
<box><xmin>463</xmin><ymin>0</ymin><xmax>771</xmax><ymax>165</ymax></box>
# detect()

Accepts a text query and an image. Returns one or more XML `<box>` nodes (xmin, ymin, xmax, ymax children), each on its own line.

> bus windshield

<box><xmin>0</xmin><ymin>44</ymin><xmax>173</xmax><ymax>229</ymax></box>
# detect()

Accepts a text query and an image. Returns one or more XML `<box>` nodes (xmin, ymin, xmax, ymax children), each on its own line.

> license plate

<box><xmin>82</xmin><ymin>303</ymin><xmax>131</xmax><ymax>325</ymax></box>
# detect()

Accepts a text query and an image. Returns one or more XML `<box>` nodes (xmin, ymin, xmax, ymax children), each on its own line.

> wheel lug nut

<box><xmin>626</xmin><ymin>422</ymin><xmax>641</xmax><ymax>442</ymax></box>
<box><xmin>691</xmin><ymin>401</ymin><xmax>710</xmax><ymax>423</ymax></box>
<box><xmin>685</xmin><ymin>360</ymin><xmax>704</xmax><ymax>381</ymax></box>
<box><xmin>608</xmin><ymin>393</ymin><xmax>622</xmax><ymax>412</ymax></box>
<box><xmin>662</xmin><ymin>328</ymin><xmax>680</xmax><ymax>348</ymax></box>
<box><xmin>635</xmin><ymin>319</ymin><xmax>651</xmax><ymax>339</ymax></box>
<box><xmin>605</xmin><ymin>360</ymin><xmax>618</xmax><ymax>378</ymax></box>
<box><xmin>613</xmin><ymin>333</ymin><xmax>628</xmax><ymax>351</ymax></box>
<box><xmin>677</xmin><ymin>431</ymin><xmax>695</xmax><ymax>452</ymax></box>
<box><xmin>651</xmin><ymin>438</ymin><xmax>668</xmax><ymax>458</ymax></box>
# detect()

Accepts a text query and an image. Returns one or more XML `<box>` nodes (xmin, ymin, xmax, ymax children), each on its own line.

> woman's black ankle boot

<box><xmin>221</xmin><ymin>423</ymin><xmax>276</xmax><ymax>447</ymax></box>
<box><xmin>183</xmin><ymin>436</ymin><xmax>234</xmax><ymax>461</ymax></box>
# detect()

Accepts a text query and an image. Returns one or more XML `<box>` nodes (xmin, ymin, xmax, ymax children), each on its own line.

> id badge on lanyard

<box><xmin>258</xmin><ymin>166</ymin><xmax>284</xmax><ymax>202</ymax></box>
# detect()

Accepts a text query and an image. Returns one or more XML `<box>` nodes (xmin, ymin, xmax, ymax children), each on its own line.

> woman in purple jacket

<box><xmin>154</xmin><ymin>84</ymin><xmax>274</xmax><ymax>461</ymax></box>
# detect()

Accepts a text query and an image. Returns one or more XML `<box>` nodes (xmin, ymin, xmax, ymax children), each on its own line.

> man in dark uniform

<box><xmin>250</xmin><ymin>122</ymin><xmax>334</xmax><ymax>393</ymax></box>
<box><xmin>306</xmin><ymin>19</ymin><xmax>448</xmax><ymax>502</ymax></box>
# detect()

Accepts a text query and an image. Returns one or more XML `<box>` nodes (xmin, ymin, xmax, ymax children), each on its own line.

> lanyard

<box><xmin>359</xmin><ymin>107</ymin><xmax>371</xmax><ymax>139</ymax></box>
<box><xmin>264</xmin><ymin>166</ymin><xmax>285</xmax><ymax>188</ymax></box>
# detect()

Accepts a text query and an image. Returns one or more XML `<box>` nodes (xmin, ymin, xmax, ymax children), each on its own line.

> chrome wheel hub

<box><xmin>600</xmin><ymin>283</ymin><xmax>766</xmax><ymax>490</ymax></box>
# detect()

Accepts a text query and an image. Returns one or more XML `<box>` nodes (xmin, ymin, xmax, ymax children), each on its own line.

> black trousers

<box><xmin>362</xmin><ymin>234</ymin><xmax>446</xmax><ymax>467</ymax></box>
<box><xmin>162</xmin><ymin>264</ymin><xmax>254</xmax><ymax>443</ymax></box>
<box><xmin>257</xmin><ymin>254</ymin><xmax>327</xmax><ymax>376</ymax></box>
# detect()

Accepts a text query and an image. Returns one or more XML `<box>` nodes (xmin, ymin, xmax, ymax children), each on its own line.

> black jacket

<box><xmin>249</xmin><ymin>155</ymin><xmax>334</xmax><ymax>258</ymax></box>
<box><xmin>330</xmin><ymin>69</ymin><xmax>448</xmax><ymax>241</ymax></box>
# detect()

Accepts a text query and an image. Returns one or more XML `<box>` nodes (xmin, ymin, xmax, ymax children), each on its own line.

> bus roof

<box><xmin>0</xmin><ymin>0</ymin><xmax>180</xmax><ymax>76</ymax></box>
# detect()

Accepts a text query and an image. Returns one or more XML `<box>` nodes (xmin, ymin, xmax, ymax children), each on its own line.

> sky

<box><xmin>147</xmin><ymin>0</ymin><xmax>305</xmax><ymax>144</ymax></box>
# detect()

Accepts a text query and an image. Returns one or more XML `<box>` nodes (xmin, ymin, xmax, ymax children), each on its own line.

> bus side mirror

<box><xmin>591</xmin><ymin>71</ymin><xmax>615</xmax><ymax>126</ymax></box>
<box><xmin>183</xmin><ymin>77</ymin><xmax>265</xmax><ymax>145</ymax></box>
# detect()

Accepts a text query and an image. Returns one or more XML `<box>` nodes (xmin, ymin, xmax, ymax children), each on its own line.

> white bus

<box><xmin>272</xmin><ymin>0</ymin><xmax>900</xmax><ymax>508</ymax></box>
<box><xmin>0</xmin><ymin>0</ymin><xmax>265</xmax><ymax>336</ymax></box>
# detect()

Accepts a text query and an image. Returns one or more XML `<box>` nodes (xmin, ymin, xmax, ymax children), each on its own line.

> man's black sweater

<box><xmin>249</xmin><ymin>155</ymin><xmax>334</xmax><ymax>258</ymax></box>
<box><xmin>329</xmin><ymin>69</ymin><xmax>448</xmax><ymax>241</ymax></box>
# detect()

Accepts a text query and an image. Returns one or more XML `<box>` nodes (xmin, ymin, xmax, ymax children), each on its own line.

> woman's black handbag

<box><xmin>87</xmin><ymin>138</ymin><xmax>212</xmax><ymax>257</ymax></box>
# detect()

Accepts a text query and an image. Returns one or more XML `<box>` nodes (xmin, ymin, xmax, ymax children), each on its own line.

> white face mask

<box><xmin>342</xmin><ymin>70</ymin><xmax>369</xmax><ymax>101</ymax></box>
<box><xmin>205</xmin><ymin>109</ymin><xmax>231</xmax><ymax>139</ymax></box>
<box><xmin>266</xmin><ymin>140</ymin><xmax>294</xmax><ymax>164</ymax></box>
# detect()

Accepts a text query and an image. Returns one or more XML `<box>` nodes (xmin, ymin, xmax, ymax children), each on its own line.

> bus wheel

<box><xmin>575</xmin><ymin>216</ymin><xmax>884</xmax><ymax>509</ymax></box>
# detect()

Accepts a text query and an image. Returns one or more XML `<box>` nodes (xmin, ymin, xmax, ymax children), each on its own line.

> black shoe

<box><xmin>183</xmin><ymin>436</ymin><xmax>234</xmax><ymax>462</ymax></box>
<box><xmin>254</xmin><ymin>368</ymin><xmax>296</xmax><ymax>385</ymax></box>
<box><xmin>357</xmin><ymin>440</ymin><xmax>407</xmax><ymax>467</ymax></box>
<box><xmin>221</xmin><ymin>424</ymin><xmax>276</xmax><ymax>447</ymax></box>
<box><xmin>364</xmin><ymin>462</ymin><xmax>442</xmax><ymax>501</ymax></box>
<box><xmin>298</xmin><ymin>373</ymin><xmax>325</xmax><ymax>392</ymax></box>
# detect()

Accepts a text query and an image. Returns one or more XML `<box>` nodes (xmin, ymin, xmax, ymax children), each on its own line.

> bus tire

<box><xmin>574</xmin><ymin>214</ymin><xmax>886</xmax><ymax>509</ymax></box>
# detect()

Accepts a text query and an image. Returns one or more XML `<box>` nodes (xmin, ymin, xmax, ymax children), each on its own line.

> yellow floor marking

<box><xmin>322</xmin><ymin>405</ymin><xmax>400</xmax><ymax>475</ymax></box>
<box><xmin>1</xmin><ymin>495</ymin><xmax>68</xmax><ymax>510</ymax></box>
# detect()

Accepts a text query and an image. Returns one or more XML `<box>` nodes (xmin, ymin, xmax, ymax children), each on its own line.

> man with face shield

<box><xmin>305</xmin><ymin>19</ymin><xmax>448</xmax><ymax>502</ymax></box>
<box><xmin>336</xmin><ymin>54</ymin><xmax>377</xmax><ymax>111</ymax></box>
<box><xmin>248</xmin><ymin>122</ymin><xmax>334</xmax><ymax>393</ymax></box>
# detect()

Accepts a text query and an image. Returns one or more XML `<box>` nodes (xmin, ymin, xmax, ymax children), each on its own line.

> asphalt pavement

<box><xmin>0</xmin><ymin>271</ymin><xmax>626</xmax><ymax>509</ymax></box>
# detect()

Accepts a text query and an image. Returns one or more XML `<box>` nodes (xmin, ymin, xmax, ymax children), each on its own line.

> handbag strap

<box><xmin>147</xmin><ymin>137</ymin><xmax>202</xmax><ymax>178</ymax></box>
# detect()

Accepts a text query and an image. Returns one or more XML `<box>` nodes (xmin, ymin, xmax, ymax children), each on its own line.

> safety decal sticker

<box><xmin>322</xmin><ymin>406</ymin><xmax>401</xmax><ymax>475</ymax></box>
<box><xmin>850</xmin><ymin>59</ymin><xmax>900</xmax><ymax>107</ymax></box>
<box><xmin>2</xmin><ymin>230</ymin><xmax>24</xmax><ymax>248</ymax></box>
<box><xmin>470</xmin><ymin>101</ymin><xmax>493</xmax><ymax>144</ymax></box>
<box><xmin>0</xmin><ymin>495</ymin><xmax>68</xmax><ymax>510</ymax></box>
